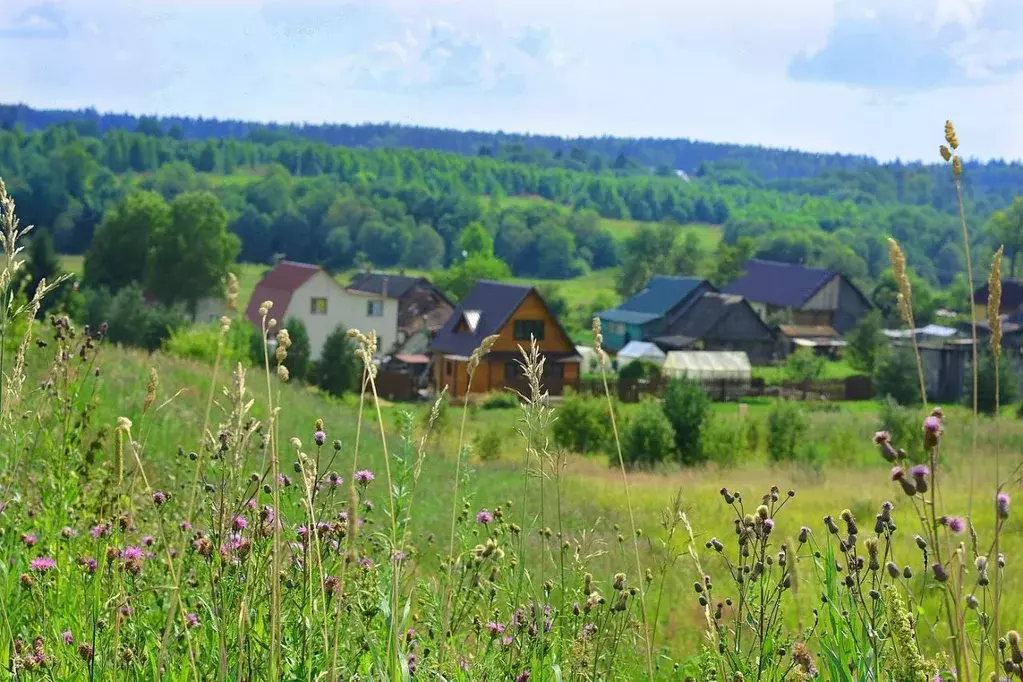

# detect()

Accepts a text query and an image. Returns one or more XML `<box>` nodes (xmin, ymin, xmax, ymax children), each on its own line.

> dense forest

<box><xmin>0</xmin><ymin>102</ymin><xmax>1021</xmax><ymax>295</ymax></box>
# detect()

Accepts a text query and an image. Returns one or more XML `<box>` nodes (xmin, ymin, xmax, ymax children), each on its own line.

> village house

<box><xmin>245</xmin><ymin>261</ymin><xmax>350</xmax><ymax>359</ymax></box>
<box><xmin>653</xmin><ymin>292</ymin><xmax>781</xmax><ymax>364</ymax></box>
<box><xmin>722</xmin><ymin>259</ymin><xmax>872</xmax><ymax>335</ymax></box>
<box><xmin>596</xmin><ymin>276</ymin><xmax>715</xmax><ymax>352</ymax></box>
<box><xmin>345</xmin><ymin>271</ymin><xmax>454</xmax><ymax>358</ymax></box>
<box><xmin>429</xmin><ymin>280</ymin><xmax>581</xmax><ymax>398</ymax></box>
<box><xmin>972</xmin><ymin>280</ymin><xmax>1023</xmax><ymax>319</ymax></box>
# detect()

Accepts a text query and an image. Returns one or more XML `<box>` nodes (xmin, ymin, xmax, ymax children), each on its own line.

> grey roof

<box><xmin>429</xmin><ymin>280</ymin><xmax>534</xmax><ymax>357</ymax></box>
<box><xmin>722</xmin><ymin>259</ymin><xmax>836</xmax><ymax>308</ymax></box>
<box><xmin>598</xmin><ymin>309</ymin><xmax>661</xmax><ymax>325</ymax></box>
<box><xmin>665</xmin><ymin>292</ymin><xmax>746</xmax><ymax>339</ymax></box>
<box><xmin>347</xmin><ymin>271</ymin><xmax>425</xmax><ymax>299</ymax></box>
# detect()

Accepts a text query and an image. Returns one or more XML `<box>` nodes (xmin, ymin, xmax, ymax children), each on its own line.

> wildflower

<box><xmin>333</xmin><ymin>439</ymin><xmax>343</xmax><ymax>451</ymax></box>
<box><xmin>313</xmin><ymin>430</ymin><xmax>326</xmax><ymax>447</ymax></box>
<box><xmin>485</xmin><ymin>621</ymin><xmax>506</xmax><ymax>637</ymax></box>
<box><xmin>29</xmin><ymin>557</ymin><xmax>55</xmax><ymax>573</ymax></box>
<box><xmin>942</xmin><ymin>516</ymin><xmax>966</xmax><ymax>534</ymax></box>
<box><xmin>84</xmin><ymin>557</ymin><xmax>98</xmax><ymax>573</ymax></box>
<box><xmin>923</xmin><ymin>415</ymin><xmax>943</xmax><ymax>449</ymax></box>
<box><xmin>891</xmin><ymin>467</ymin><xmax>917</xmax><ymax>497</ymax></box>
<box><xmin>78</xmin><ymin>643</ymin><xmax>94</xmax><ymax>662</ymax></box>
<box><xmin>121</xmin><ymin>546</ymin><xmax>144</xmax><ymax>561</ymax></box>
<box><xmin>998</xmin><ymin>491</ymin><xmax>1011</xmax><ymax>519</ymax></box>
<box><xmin>324</xmin><ymin>576</ymin><xmax>340</xmax><ymax>593</ymax></box>
<box><xmin>62</xmin><ymin>631</ymin><xmax>73</xmax><ymax>645</ymax></box>
<box><xmin>91</xmin><ymin>523</ymin><xmax>111</xmax><ymax>539</ymax></box>
<box><xmin>910</xmin><ymin>464</ymin><xmax>930</xmax><ymax>494</ymax></box>
<box><xmin>185</xmin><ymin>612</ymin><xmax>200</xmax><ymax>629</ymax></box>
<box><xmin>180</xmin><ymin>520</ymin><xmax>193</xmax><ymax>532</ymax></box>
<box><xmin>355</xmin><ymin>469</ymin><xmax>375</xmax><ymax>486</ymax></box>
<box><xmin>873</xmin><ymin>431</ymin><xmax>899</xmax><ymax>462</ymax></box>
<box><xmin>152</xmin><ymin>491</ymin><xmax>167</xmax><ymax>506</ymax></box>
<box><xmin>21</xmin><ymin>533</ymin><xmax>37</xmax><ymax>548</ymax></box>
<box><xmin>142</xmin><ymin>536</ymin><xmax>154</xmax><ymax>546</ymax></box>
<box><xmin>476</xmin><ymin>509</ymin><xmax>494</xmax><ymax>525</ymax></box>
<box><xmin>296</xmin><ymin>526</ymin><xmax>308</xmax><ymax>538</ymax></box>
<box><xmin>233</xmin><ymin>516</ymin><xmax>248</xmax><ymax>531</ymax></box>
<box><xmin>516</xmin><ymin>672</ymin><xmax>531</xmax><ymax>682</ymax></box>
<box><xmin>932</xmin><ymin>562</ymin><xmax>949</xmax><ymax>583</ymax></box>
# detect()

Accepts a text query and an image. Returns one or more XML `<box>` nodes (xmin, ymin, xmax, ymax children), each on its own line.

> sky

<box><xmin>0</xmin><ymin>0</ymin><xmax>1021</xmax><ymax>162</ymax></box>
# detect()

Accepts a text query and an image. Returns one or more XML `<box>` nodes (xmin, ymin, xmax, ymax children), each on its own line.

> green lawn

<box><xmin>753</xmin><ymin>357</ymin><xmax>863</xmax><ymax>385</ymax></box>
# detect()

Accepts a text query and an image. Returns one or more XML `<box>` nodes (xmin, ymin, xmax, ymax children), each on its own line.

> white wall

<box><xmin>282</xmin><ymin>271</ymin><xmax>399</xmax><ymax>359</ymax></box>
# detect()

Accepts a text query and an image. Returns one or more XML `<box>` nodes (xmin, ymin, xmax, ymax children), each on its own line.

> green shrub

<box><xmin>618</xmin><ymin>399</ymin><xmax>676</xmax><ymax>469</ymax></box>
<box><xmin>85</xmin><ymin>284</ymin><xmax>187</xmax><ymax>352</ymax></box>
<box><xmin>163</xmin><ymin>320</ymin><xmax>251</xmax><ymax>367</ymax></box>
<box><xmin>473</xmin><ymin>427</ymin><xmax>503</xmax><ymax>462</ymax></box>
<box><xmin>701</xmin><ymin>416</ymin><xmax>742</xmax><ymax>468</ymax></box>
<box><xmin>480</xmin><ymin>391</ymin><xmax>520</xmax><ymax>410</ymax></box>
<box><xmin>785</xmin><ymin>348</ymin><xmax>826</xmax><ymax>384</ymax></box>
<box><xmin>281</xmin><ymin>317</ymin><xmax>311</xmax><ymax>382</ymax></box>
<box><xmin>766</xmin><ymin>400</ymin><xmax>809</xmax><ymax>463</ymax></box>
<box><xmin>873</xmin><ymin>347</ymin><xmax>923</xmax><ymax>406</ymax></box>
<box><xmin>552</xmin><ymin>392</ymin><xmax>617</xmax><ymax>455</ymax></box>
<box><xmin>743</xmin><ymin>415</ymin><xmax>763</xmax><ymax>454</ymax></box>
<box><xmin>966</xmin><ymin>350</ymin><xmax>1019</xmax><ymax>415</ymax></box>
<box><xmin>661</xmin><ymin>378</ymin><xmax>711</xmax><ymax>465</ymax></box>
<box><xmin>618</xmin><ymin>359</ymin><xmax>660</xmax><ymax>381</ymax></box>
<box><xmin>877</xmin><ymin>395</ymin><xmax>924</xmax><ymax>460</ymax></box>
<box><xmin>313</xmin><ymin>324</ymin><xmax>360</xmax><ymax>397</ymax></box>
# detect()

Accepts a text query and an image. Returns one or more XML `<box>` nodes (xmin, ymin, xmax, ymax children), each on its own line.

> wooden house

<box><xmin>596</xmin><ymin>276</ymin><xmax>715</xmax><ymax>352</ymax></box>
<box><xmin>973</xmin><ymin>280</ymin><xmax>1023</xmax><ymax>320</ymax></box>
<box><xmin>429</xmin><ymin>281</ymin><xmax>581</xmax><ymax>398</ymax></box>
<box><xmin>723</xmin><ymin>259</ymin><xmax>871</xmax><ymax>334</ymax></box>
<box><xmin>653</xmin><ymin>292</ymin><xmax>781</xmax><ymax>364</ymax></box>
<box><xmin>345</xmin><ymin>271</ymin><xmax>454</xmax><ymax>355</ymax></box>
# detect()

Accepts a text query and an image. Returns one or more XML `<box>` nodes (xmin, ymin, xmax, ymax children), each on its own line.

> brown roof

<box><xmin>245</xmin><ymin>261</ymin><xmax>322</xmax><ymax>328</ymax></box>
<box><xmin>779</xmin><ymin>324</ymin><xmax>840</xmax><ymax>339</ymax></box>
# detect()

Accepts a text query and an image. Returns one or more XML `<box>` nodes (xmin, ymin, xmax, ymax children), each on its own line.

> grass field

<box><xmin>51</xmin><ymin>339</ymin><xmax>1023</xmax><ymax>663</ymax></box>
<box><xmin>752</xmin><ymin>357</ymin><xmax>862</xmax><ymax>385</ymax></box>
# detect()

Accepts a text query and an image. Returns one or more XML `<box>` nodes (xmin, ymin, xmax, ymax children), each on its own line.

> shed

<box><xmin>662</xmin><ymin>351</ymin><xmax>751</xmax><ymax>382</ymax></box>
<box><xmin>616</xmin><ymin>341</ymin><xmax>666</xmax><ymax>367</ymax></box>
<box><xmin>575</xmin><ymin>345</ymin><xmax>600</xmax><ymax>373</ymax></box>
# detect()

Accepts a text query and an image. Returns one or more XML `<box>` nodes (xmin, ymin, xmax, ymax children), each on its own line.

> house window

<box><xmin>607</xmin><ymin>322</ymin><xmax>626</xmax><ymax>336</ymax></box>
<box><xmin>513</xmin><ymin>320</ymin><xmax>545</xmax><ymax>341</ymax></box>
<box><xmin>505</xmin><ymin>361</ymin><xmax>522</xmax><ymax>379</ymax></box>
<box><xmin>367</xmin><ymin>300</ymin><xmax>384</xmax><ymax>317</ymax></box>
<box><xmin>546</xmin><ymin>363</ymin><xmax>565</xmax><ymax>380</ymax></box>
<box><xmin>310</xmin><ymin>297</ymin><xmax>328</xmax><ymax>315</ymax></box>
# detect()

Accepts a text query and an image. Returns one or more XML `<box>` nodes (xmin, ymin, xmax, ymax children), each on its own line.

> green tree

<box><xmin>661</xmin><ymin>378</ymin><xmax>712</xmax><ymax>466</ymax></box>
<box><xmin>871</xmin><ymin>268</ymin><xmax>938</xmax><ymax>327</ymax></box>
<box><xmin>988</xmin><ymin>198</ymin><xmax>1023</xmax><ymax>278</ymax></box>
<box><xmin>146</xmin><ymin>191</ymin><xmax>239</xmax><ymax>315</ymax></box>
<box><xmin>967</xmin><ymin>350</ymin><xmax>1018</xmax><ymax>415</ymax></box>
<box><xmin>845</xmin><ymin>310</ymin><xmax>884</xmax><ymax>374</ymax></box>
<box><xmin>25</xmin><ymin>230</ymin><xmax>61</xmax><ymax>308</ymax></box>
<box><xmin>785</xmin><ymin>348</ymin><xmax>826</xmax><ymax>384</ymax></box>
<box><xmin>85</xmin><ymin>190</ymin><xmax>170</xmax><ymax>292</ymax></box>
<box><xmin>873</xmin><ymin>347</ymin><xmax>923</xmax><ymax>406</ymax></box>
<box><xmin>433</xmin><ymin>253</ymin><xmax>511</xmax><ymax>301</ymax></box>
<box><xmin>710</xmin><ymin>237</ymin><xmax>756</xmax><ymax>286</ymax></box>
<box><xmin>314</xmin><ymin>324</ymin><xmax>360</xmax><ymax>397</ymax></box>
<box><xmin>282</xmin><ymin>317</ymin><xmax>312</xmax><ymax>382</ymax></box>
<box><xmin>619</xmin><ymin>399</ymin><xmax>677</xmax><ymax>469</ymax></box>
<box><xmin>456</xmin><ymin>222</ymin><xmax>494</xmax><ymax>257</ymax></box>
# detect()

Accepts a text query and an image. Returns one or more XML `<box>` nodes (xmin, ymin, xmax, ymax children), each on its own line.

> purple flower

<box><xmin>910</xmin><ymin>465</ymin><xmax>930</xmax><ymax>479</ymax></box>
<box><xmin>296</xmin><ymin>526</ymin><xmax>308</xmax><ymax>539</ymax></box>
<box><xmin>891</xmin><ymin>466</ymin><xmax>905</xmax><ymax>481</ymax></box>
<box><xmin>313</xmin><ymin>430</ymin><xmax>326</xmax><ymax>447</ymax></box>
<box><xmin>359</xmin><ymin>557</ymin><xmax>375</xmax><ymax>569</ymax></box>
<box><xmin>485</xmin><ymin>621</ymin><xmax>506</xmax><ymax>636</ymax></box>
<box><xmin>152</xmin><ymin>491</ymin><xmax>167</xmax><ymax>506</ymax></box>
<box><xmin>762</xmin><ymin>518</ymin><xmax>775</xmax><ymax>534</ymax></box>
<box><xmin>185</xmin><ymin>612</ymin><xmax>200</xmax><ymax>629</ymax></box>
<box><xmin>476</xmin><ymin>509</ymin><xmax>494</xmax><ymax>525</ymax></box>
<box><xmin>355</xmin><ymin>470</ymin><xmax>375</xmax><ymax>486</ymax></box>
<box><xmin>22</xmin><ymin>533</ymin><xmax>37</xmax><ymax>548</ymax></box>
<box><xmin>998</xmin><ymin>492</ymin><xmax>1011</xmax><ymax>520</ymax></box>
<box><xmin>516</xmin><ymin>671</ymin><xmax>531</xmax><ymax>682</ymax></box>
<box><xmin>121</xmin><ymin>546</ymin><xmax>144</xmax><ymax>562</ymax></box>
<box><xmin>91</xmin><ymin>523</ymin><xmax>110</xmax><ymax>539</ymax></box>
<box><xmin>924</xmin><ymin>416</ymin><xmax>942</xmax><ymax>433</ymax></box>
<box><xmin>62</xmin><ymin>631</ymin><xmax>73</xmax><ymax>645</ymax></box>
<box><xmin>873</xmin><ymin>431</ymin><xmax>890</xmax><ymax>445</ymax></box>
<box><xmin>233</xmin><ymin>516</ymin><xmax>248</xmax><ymax>531</ymax></box>
<box><xmin>180</xmin><ymin>521</ymin><xmax>193</xmax><ymax>532</ymax></box>
<box><xmin>30</xmin><ymin>557</ymin><xmax>55</xmax><ymax>573</ymax></box>
<box><xmin>142</xmin><ymin>536</ymin><xmax>154</xmax><ymax>547</ymax></box>
<box><xmin>944</xmin><ymin>516</ymin><xmax>966</xmax><ymax>534</ymax></box>
<box><xmin>60</xmin><ymin>527</ymin><xmax>76</xmax><ymax>539</ymax></box>
<box><xmin>84</xmin><ymin>557</ymin><xmax>98</xmax><ymax>573</ymax></box>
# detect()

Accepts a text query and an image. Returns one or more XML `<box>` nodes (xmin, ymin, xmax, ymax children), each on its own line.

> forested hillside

<box><xmin>1</xmin><ymin>102</ymin><xmax>1021</xmax><ymax>294</ymax></box>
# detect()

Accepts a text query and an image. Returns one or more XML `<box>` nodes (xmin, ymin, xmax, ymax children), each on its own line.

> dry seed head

<box><xmin>258</xmin><ymin>300</ymin><xmax>273</xmax><ymax>318</ymax></box>
<box><xmin>952</xmin><ymin>156</ymin><xmax>963</xmax><ymax>178</ymax></box>
<box><xmin>939</xmin><ymin>145</ymin><xmax>952</xmax><ymax>162</ymax></box>
<box><xmin>468</xmin><ymin>334</ymin><xmax>499</xmax><ymax>374</ymax></box>
<box><xmin>117</xmin><ymin>416</ymin><xmax>133</xmax><ymax>432</ymax></box>
<box><xmin>944</xmin><ymin>120</ymin><xmax>959</xmax><ymax>150</ymax></box>
<box><xmin>591</xmin><ymin>317</ymin><xmax>609</xmax><ymax>368</ymax></box>
<box><xmin>144</xmin><ymin>367</ymin><xmax>158</xmax><ymax>413</ymax></box>
<box><xmin>277</xmin><ymin>365</ymin><xmax>290</xmax><ymax>382</ymax></box>
<box><xmin>887</xmin><ymin>238</ymin><xmax>915</xmax><ymax>328</ymax></box>
<box><xmin>220</xmin><ymin>315</ymin><xmax>231</xmax><ymax>333</ymax></box>
<box><xmin>989</xmin><ymin>245</ymin><xmax>1004</xmax><ymax>356</ymax></box>
<box><xmin>225</xmin><ymin>273</ymin><xmax>239</xmax><ymax>312</ymax></box>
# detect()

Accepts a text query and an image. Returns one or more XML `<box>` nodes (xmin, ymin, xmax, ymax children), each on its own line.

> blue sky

<box><xmin>0</xmin><ymin>0</ymin><xmax>1020</xmax><ymax>161</ymax></box>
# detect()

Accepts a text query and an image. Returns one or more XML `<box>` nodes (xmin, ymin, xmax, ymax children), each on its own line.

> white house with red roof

<box><xmin>246</xmin><ymin>261</ymin><xmax>409</xmax><ymax>359</ymax></box>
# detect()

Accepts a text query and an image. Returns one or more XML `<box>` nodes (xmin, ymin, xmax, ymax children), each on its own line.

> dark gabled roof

<box><xmin>598</xmin><ymin>276</ymin><xmax>709</xmax><ymax>325</ymax></box>
<box><xmin>665</xmin><ymin>292</ymin><xmax>746</xmax><ymax>339</ymax></box>
<box><xmin>722</xmin><ymin>259</ymin><xmax>837</xmax><ymax>309</ymax></box>
<box><xmin>974</xmin><ymin>280</ymin><xmax>1023</xmax><ymax>310</ymax></box>
<box><xmin>347</xmin><ymin>271</ymin><xmax>426</xmax><ymax>299</ymax></box>
<box><xmin>429</xmin><ymin>280</ymin><xmax>574</xmax><ymax>357</ymax></box>
<box><xmin>246</xmin><ymin>261</ymin><xmax>323</xmax><ymax>327</ymax></box>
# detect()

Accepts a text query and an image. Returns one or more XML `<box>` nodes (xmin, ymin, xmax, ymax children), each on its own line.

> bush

<box><xmin>281</xmin><ymin>317</ymin><xmax>311</xmax><ymax>382</ymax></box>
<box><xmin>845</xmin><ymin>310</ymin><xmax>884</xmax><ymax>374</ymax></box>
<box><xmin>552</xmin><ymin>392</ymin><xmax>618</xmax><ymax>455</ymax></box>
<box><xmin>877</xmin><ymin>396</ymin><xmax>924</xmax><ymax>461</ymax></box>
<box><xmin>966</xmin><ymin>350</ymin><xmax>1019</xmax><ymax>415</ymax></box>
<box><xmin>701</xmin><ymin>416</ymin><xmax>743</xmax><ymax>468</ymax></box>
<box><xmin>163</xmin><ymin>320</ymin><xmax>252</xmax><ymax>367</ymax></box>
<box><xmin>473</xmin><ymin>427</ymin><xmax>503</xmax><ymax>462</ymax></box>
<box><xmin>619</xmin><ymin>399</ymin><xmax>676</xmax><ymax>469</ymax></box>
<box><xmin>785</xmin><ymin>348</ymin><xmax>826</xmax><ymax>384</ymax></box>
<box><xmin>618</xmin><ymin>359</ymin><xmax>660</xmax><ymax>381</ymax></box>
<box><xmin>873</xmin><ymin>347</ymin><xmax>923</xmax><ymax>406</ymax></box>
<box><xmin>480</xmin><ymin>391</ymin><xmax>520</xmax><ymax>410</ymax></box>
<box><xmin>313</xmin><ymin>324</ymin><xmax>360</xmax><ymax>397</ymax></box>
<box><xmin>661</xmin><ymin>378</ymin><xmax>711</xmax><ymax>465</ymax></box>
<box><xmin>86</xmin><ymin>284</ymin><xmax>186</xmax><ymax>352</ymax></box>
<box><xmin>766</xmin><ymin>400</ymin><xmax>809</xmax><ymax>463</ymax></box>
<box><xmin>743</xmin><ymin>415</ymin><xmax>763</xmax><ymax>454</ymax></box>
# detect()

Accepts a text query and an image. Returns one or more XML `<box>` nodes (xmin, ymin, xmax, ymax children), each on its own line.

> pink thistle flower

<box><xmin>233</xmin><ymin>516</ymin><xmax>248</xmax><ymax>531</ymax></box>
<box><xmin>313</xmin><ymin>430</ymin><xmax>326</xmax><ymax>447</ymax></box>
<box><xmin>485</xmin><ymin>621</ymin><xmax>506</xmax><ymax>636</ymax></box>
<box><xmin>476</xmin><ymin>509</ymin><xmax>494</xmax><ymax>525</ymax></box>
<box><xmin>62</xmin><ymin>631</ymin><xmax>73</xmax><ymax>645</ymax></box>
<box><xmin>121</xmin><ymin>546</ymin><xmax>144</xmax><ymax>562</ymax></box>
<box><xmin>179</xmin><ymin>520</ymin><xmax>193</xmax><ymax>532</ymax></box>
<box><xmin>29</xmin><ymin>557</ymin><xmax>55</xmax><ymax>573</ymax></box>
<box><xmin>943</xmin><ymin>516</ymin><xmax>966</xmax><ymax>534</ymax></box>
<box><xmin>355</xmin><ymin>470</ymin><xmax>375</xmax><ymax>486</ymax></box>
<box><xmin>185</xmin><ymin>612</ymin><xmax>200</xmax><ymax>629</ymax></box>
<box><xmin>152</xmin><ymin>491</ymin><xmax>167</xmax><ymax>506</ymax></box>
<box><xmin>998</xmin><ymin>492</ymin><xmax>1011</xmax><ymax>519</ymax></box>
<box><xmin>60</xmin><ymin>527</ymin><xmax>76</xmax><ymax>539</ymax></box>
<box><xmin>21</xmin><ymin>533</ymin><xmax>37</xmax><ymax>548</ymax></box>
